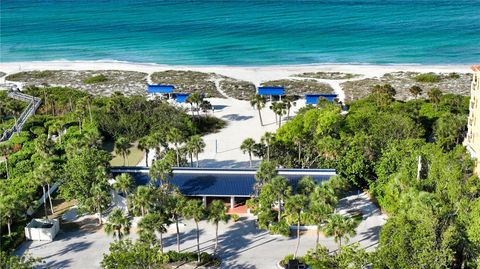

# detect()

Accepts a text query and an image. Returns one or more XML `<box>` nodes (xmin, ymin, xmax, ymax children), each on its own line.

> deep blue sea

<box><xmin>1</xmin><ymin>0</ymin><xmax>479</xmax><ymax>65</ymax></box>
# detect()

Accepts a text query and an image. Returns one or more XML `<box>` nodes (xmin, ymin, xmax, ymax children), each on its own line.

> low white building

<box><xmin>25</xmin><ymin>218</ymin><xmax>60</xmax><ymax>241</ymax></box>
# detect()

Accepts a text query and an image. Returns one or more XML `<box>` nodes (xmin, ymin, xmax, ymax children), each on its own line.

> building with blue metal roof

<box><xmin>112</xmin><ymin>167</ymin><xmax>336</xmax><ymax>209</ymax></box>
<box><xmin>112</xmin><ymin>167</ymin><xmax>335</xmax><ymax>195</ymax></box>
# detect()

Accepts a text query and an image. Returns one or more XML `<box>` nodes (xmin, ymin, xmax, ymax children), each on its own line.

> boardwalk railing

<box><xmin>0</xmin><ymin>90</ymin><xmax>42</xmax><ymax>142</ymax></box>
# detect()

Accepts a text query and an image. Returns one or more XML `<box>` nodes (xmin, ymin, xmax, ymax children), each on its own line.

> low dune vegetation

<box><xmin>292</xmin><ymin>71</ymin><xmax>360</xmax><ymax>80</ymax></box>
<box><xmin>341</xmin><ymin>71</ymin><xmax>471</xmax><ymax>102</ymax></box>
<box><xmin>150</xmin><ymin>70</ymin><xmax>224</xmax><ymax>98</ymax></box>
<box><xmin>261</xmin><ymin>79</ymin><xmax>334</xmax><ymax>95</ymax></box>
<box><xmin>218</xmin><ymin>78</ymin><xmax>256</xmax><ymax>100</ymax></box>
<box><xmin>5</xmin><ymin>70</ymin><xmax>148</xmax><ymax>96</ymax></box>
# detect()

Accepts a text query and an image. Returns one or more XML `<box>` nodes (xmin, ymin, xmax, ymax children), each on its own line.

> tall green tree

<box><xmin>138</xmin><ymin>212</ymin><xmax>171</xmax><ymax>253</ymax></box>
<box><xmin>261</xmin><ymin>132</ymin><xmax>275</xmax><ymax>162</ymax></box>
<box><xmin>138</xmin><ymin>135</ymin><xmax>156</xmax><ymax>167</ymax></box>
<box><xmin>33</xmin><ymin>160</ymin><xmax>56</xmax><ymax>219</ymax></box>
<box><xmin>113</xmin><ymin>173</ymin><xmax>134</xmax><ymax>213</ymax></box>
<box><xmin>85</xmin><ymin>166</ymin><xmax>113</xmax><ymax>225</ymax></box>
<box><xmin>323</xmin><ymin>214</ymin><xmax>357</xmax><ymax>253</ymax></box>
<box><xmin>250</xmin><ymin>94</ymin><xmax>267</xmax><ymax>126</ymax></box>
<box><xmin>182</xmin><ymin>199</ymin><xmax>207</xmax><ymax>264</ymax></box>
<box><xmin>149</xmin><ymin>158</ymin><xmax>172</xmax><ymax>186</ymax></box>
<box><xmin>285</xmin><ymin>194</ymin><xmax>309</xmax><ymax>259</ymax></box>
<box><xmin>188</xmin><ymin>135</ymin><xmax>205</xmax><ymax>167</ymax></box>
<box><xmin>104</xmin><ymin>209</ymin><xmax>131</xmax><ymax>241</ymax></box>
<box><xmin>240</xmin><ymin>138</ymin><xmax>256</xmax><ymax>168</ymax></box>
<box><xmin>129</xmin><ymin>186</ymin><xmax>154</xmax><ymax>217</ymax></box>
<box><xmin>166</xmin><ymin>189</ymin><xmax>187</xmax><ymax>252</ymax></box>
<box><xmin>167</xmin><ymin>128</ymin><xmax>184</xmax><ymax>167</ymax></box>
<box><xmin>114</xmin><ymin>137</ymin><xmax>132</xmax><ymax>166</ymax></box>
<box><xmin>207</xmin><ymin>200</ymin><xmax>229</xmax><ymax>255</ymax></box>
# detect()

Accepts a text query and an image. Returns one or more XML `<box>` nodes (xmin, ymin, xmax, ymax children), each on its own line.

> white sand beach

<box><xmin>0</xmin><ymin>61</ymin><xmax>472</xmax><ymax>86</ymax></box>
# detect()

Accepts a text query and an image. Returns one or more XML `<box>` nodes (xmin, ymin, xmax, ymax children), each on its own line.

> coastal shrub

<box><xmin>415</xmin><ymin>73</ymin><xmax>441</xmax><ymax>83</ymax></box>
<box><xmin>280</xmin><ymin>254</ymin><xmax>295</xmax><ymax>267</ymax></box>
<box><xmin>219</xmin><ymin>78</ymin><xmax>256</xmax><ymax>100</ymax></box>
<box><xmin>230</xmin><ymin>213</ymin><xmax>240</xmax><ymax>222</ymax></box>
<box><xmin>447</xmin><ymin>72</ymin><xmax>460</xmax><ymax>79</ymax></box>
<box><xmin>84</xmin><ymin>74</ymin><xmax>108</xmax><ymax>84</ymax></box>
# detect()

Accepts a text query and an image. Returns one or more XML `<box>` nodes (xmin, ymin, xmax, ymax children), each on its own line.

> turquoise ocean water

<box><xmin>1</xmin><ymin>0</ymin><xmax>479</xmax><ymax>66</ymax></box>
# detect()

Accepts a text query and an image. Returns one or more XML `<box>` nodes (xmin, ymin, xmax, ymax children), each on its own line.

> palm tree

<box><xmin>323</xmin><ymin>214</ymin><xmax>357</xmax><ymax>253</ymax></box>
<box><xmin>182</xmin><ymin>199</ymin><xmax>207</xmax><ymax>264</ymax></box>
<box><xmin>200</xmin><ymin>100</ymin><xmax>212</xmax><ymax>115</ymax></box>
<box><xmin>207</xmin><ymin>200</ymin><xmax>229</xmax><ymax>256</ymax></box>
<box><xmin>271</xmin><ymin>101</ymin><xmax>287</xmax><ymax>127</ymax></box>
<box><xmin>186</xmin><ymin>95</ymin><xmax>196</xmax><ymax>118</ymax></box>
<box><xmin>186</xmin><ymin>140</ymin><xmax>195</xmax><ymax>167</ymax></box>
<box><xmin>269</xmin><ymin>175</ymin><xmax>291</xmax><ymax>221</ymax></box>
<box><xmin>167</xmin><ymin>189</ymin><xmax>187</xmax><ymax>252</ymax></box>
<box><xmin>104</xmin><ymin>209</ymin><xmax>131</xmax><ymax>241</ymax></box>
<box><xmin>240</xmin><ymin>138</ymin><xmax>256</xmax><ymax>168</ymax></box>
<box><xmin>74</xmin><ymin>99</ymin><xmax>86</xmax><ymax>134</ymax></box>
<box><xmin>261</xmin><ymin>132</ymin><xmax>275</xmax><ymax>162</ymax></box>
<box><xmin>428</xmin><ymin>88</ymin><xmax>443</xmax><ymax>110</ymax></box>
<box><xmin>255</xmin><ymin>160</ymin><xmax>278</xmax><ymax>187</ymax></box>
<box><xmin>138</xmin><ymin>213</ymin><xmax>171</xmax><ymax>253</ymax></box>
<box><xmin>0</xmin><ymin>194</ymin><xmax>27</xmax><ymax>237</ymax></box>
<box><xmin>89</xmin><ymin>176</ymin><xmax>112</xmax><ymax>225</ymax></box>
<box><xmin>130</xmin><ymin>186</ymin><xmax>154</xmax><ymax>217</ymax></box>
<box><xmin>306</xmin><ymin>185</ymin><xmax>337</xmax><ymax>247</ymax></box>
<box><xmin>250</xmin><ymin>94</ymin><xmax>267</xmax><ymax>126</ymax></box>
<box><xmin>113</xmin><ymin>173</ymin><xmax>134</xmax><ymax>212</ymax></box>
<box><xmin>188</xmin><ymin>135</ymin><xmax>205</xmax><ymax>167</ymax></box>
<box><xmin>115</xmin><ymin>137</ymin><xmax>132</xmax><ymax>166</ymax></box>
<box><xmin>167</xmin><ymin>128</ymin><xmax>183</xmax><ymax>167</ymax></box>
<box><xmin>409</xmin><ymin>85</ymin><xmax>423</xmax><ymax>100</ymax></box>
<box><xmin>283</xmin><ymin>95</ymin><xmax>296</xmax><ymax>119</ymax></box>
<box><xmin>138</xmin><ymin>135</ymin><xmax>156</xmax><ymax>167</ymax></box>
<box><xmin>33</xmin><ymin>160</ymin><xmax>56</xmax><ymax>219</ymax></box>
<box><xmin>48</xmin><ymin>120</ymin><xmax>64</xmax><ymax>143</ymax></box>
<box><xmin>285</xmin><ymin>194</ymin><xmax>309</xmax><ymax>259</ymax></box>
<box><xmin>149</xmin><ymin>158</ymin><xmax>172</xmax><ymax>186</ymax></box>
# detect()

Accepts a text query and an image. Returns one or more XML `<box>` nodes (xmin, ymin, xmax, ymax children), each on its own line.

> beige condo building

<box><xmin>466</xmin><ymin>65</ymin><xmax>480</xmax><ymax>174</ymax></box>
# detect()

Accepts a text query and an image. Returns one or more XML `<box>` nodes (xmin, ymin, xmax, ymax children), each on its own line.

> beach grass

<box><xmin>261</xmin><ymin>79</ymin><xmax>334</xmax><ymax>95</ymax></box>
<box><xmin>293</xmin><ymin>71</ymin><xmax>360</xmax><ymax>80</ymax></box>
<box><xmin>150</xmin><ymin>70</ymin><xmax>224</xmax><ymax>98</ymax></box>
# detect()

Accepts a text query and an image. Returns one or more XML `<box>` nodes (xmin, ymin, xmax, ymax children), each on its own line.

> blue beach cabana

<box><xmin>305</xmin><ymin>94</ymin><xmax>338</xmax><ymax>105</ymax></box>
<box><xmin>258</xmin><ymin>86</ymin><xmax>285</xmax><ymax>101</ymax></box>
<box><xmin>147</xmin><ymin>84</ymin><xmax>174</xmax><ymax>94</ymax></box>
<box><xmin>175</xmin><ymin>93</ymin><xmax>190</xmax><ymax>103</ymax></box>
<box><xmin>258</xmin><ymin>86</ymin><xmax>285</xmax><ymax>96</ymax></box>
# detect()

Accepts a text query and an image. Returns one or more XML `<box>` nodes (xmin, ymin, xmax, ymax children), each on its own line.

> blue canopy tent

<box><xmin>305</xmin><ymin>94</ymin><xmax>338</xmax><ymax>105</ymax></box>
<box><xmin>175</xmin><ymin>93</ymin><xmax>190</xmax><ymax>103</ymax></box>
<box><xmin>147</xmin><ymin>84</ymin><xmax>174</xmax><ymax>94</ymax></box>
<box><xmin>257</xmin><ymin>86</ymin><xmax>285</xmax><ymax>96</ymax></box>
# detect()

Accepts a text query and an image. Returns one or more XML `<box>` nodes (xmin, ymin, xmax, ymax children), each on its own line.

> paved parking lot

<box><xmin>16</xmin><ymin>193</ymin><xmax>386</xmax><ymax>269</ymax></box>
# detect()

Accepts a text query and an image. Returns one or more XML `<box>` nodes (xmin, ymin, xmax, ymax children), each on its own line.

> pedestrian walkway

<box><xmin>1</xmin><ymin>88</ymin><xmax>42</xmax><ymax>142</ymax></box>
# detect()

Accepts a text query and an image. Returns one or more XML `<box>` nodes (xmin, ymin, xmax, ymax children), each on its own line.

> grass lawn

<box><xmin>103</xmin><ymin>140</ymin><xmax>145</xmax><ymax>166</ymax></box>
